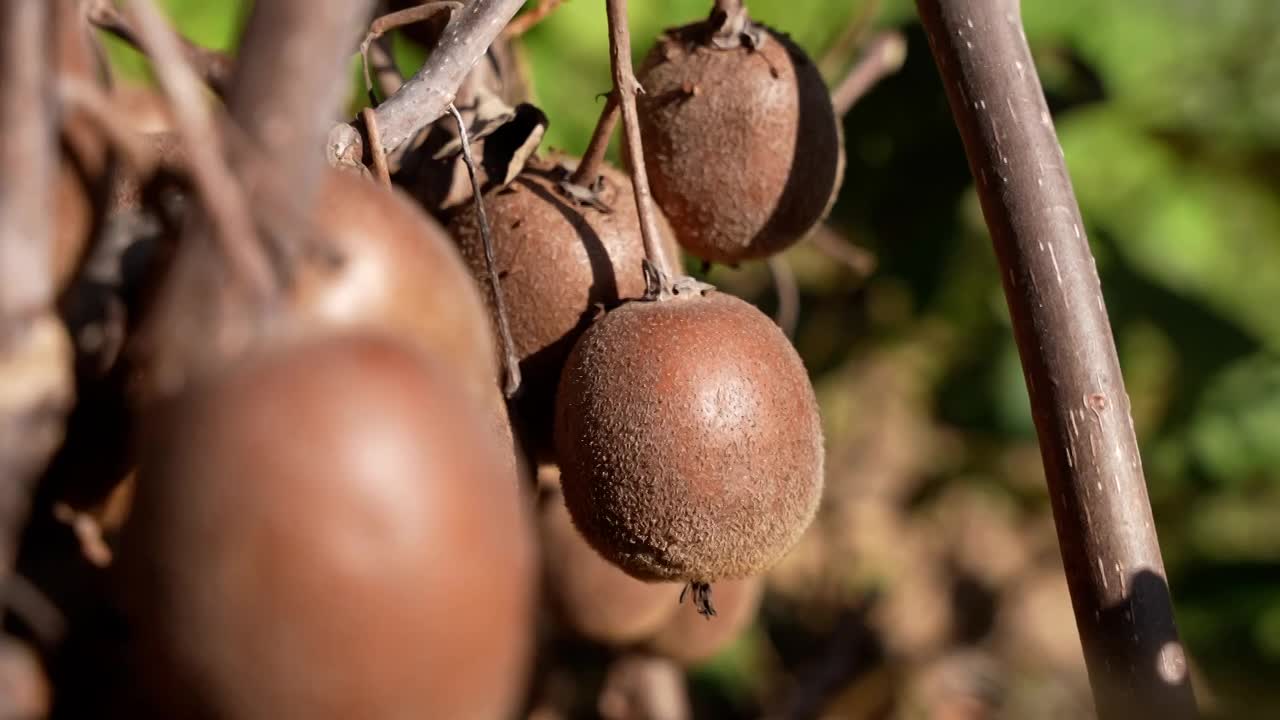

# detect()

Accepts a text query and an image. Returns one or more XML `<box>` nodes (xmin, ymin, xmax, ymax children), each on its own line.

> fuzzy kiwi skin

<box><xmin>449</xmin><ymin>156</ymin><xmax>679</xmax><ymax>457</ymax></box>
<box><xmin>296</xmin><ymin>170</ymin><xmax>521</xmax><ymax>480</ymax></box>
<box><xmin>540</xmin><ymin>481</ymin><xmax>681</xmax><ymax>645</ymax></box>
<box><xmin>117</xmin><ymin>333</ymin><xmax>536</xmax><ymax>720</ymax></box>
<box><xmin>645</xmin><ymin>578</ymin><xmax>764</xmax><ymax>665</ymax></box>
<box><xmin>554</xmin><ymin>291</ymin><xmax>823</xmax><ymax>583</ymax></box>
<box><xmin>636</xmin><ymin>23</ymin><xmax>843</xmax><ymax>264</ymax></box>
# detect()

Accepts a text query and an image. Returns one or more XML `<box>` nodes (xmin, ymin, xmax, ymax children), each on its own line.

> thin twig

<box><xmin>86</xmin><ymin>0</ymin><xmax>234</xmax><ymax>97</ymax></box>
<box><xmin>817</xmin><ymin>0</ymin><xmax>881</xmax><ymax>78</ymax></box>
<box><xmin>56</xmin><ymin>75</ymin><xmax>155</xmax><ymax>174</ymax></box>
<box><xmin>127</xmin><ymin>0</ymin><xmax>271</xmax><ymax>298</ymax></box>
<box><xmin>361</xmin><ymin>1</ymin><xmax>462</xmax><ymax>104</ymax></box>
<box><xmin>605</xmin><ymin>0</ymin><xmax>676</xmax><ymax>283</ymax></box>
<box><xmin>502</xmin><ymin>0</ymin><xmax>565</xmax><ymax>39</ymax></box>
<box><xmin>343</xmin><ymin>0</ymin><xmax>526</xmax><ymax>164</ymax></box>
<box><xmin>831</xmin><ymin>30</ymin><xmax>907</xmax><ymax>117</ymax></box>
<box><xmin>915</xmin><ymin>1</ymin><xmax>1198</xmax><ymax>718</ymax></box>
<box><xmin>0</xmin><ymin>0</ymin><xmax>59</xmax><ymax>587</ymax></box>
<box><xmin>808</xmin><ymin>225</ymin><xmax>877</xmax><ymax>278</ymax></box>
<box><xmin>448</xmin><ymin>103</ymin><xmax>522</xmax><ymax>398</ymax></box>
<box><xmin>767</xmin><ymin>255</ymin><xmax>799</xmax><ymax>339</ymax></box>
<box><xmin>361</xmin><ymin>108</ymin><xmax>392</xmax><ymax>187</ymax></box>
<box><xmin>568</xmin><ymin>93</ymin><xmax>620</xmax><ymax>187</ymax></box>
<box><xmin>598</xmin><ymin>654</ymin><xmax>692</xmax><ymax>720</ymax></box>
<box><xmin>713</xmin><ymin>0</ymin><xmax>745</xmax><ymax>16</ymax></box>
<box><xmin>368</xmin><ymin>36</ymin><xmax>405</xmax><ymax>100</ymax></box>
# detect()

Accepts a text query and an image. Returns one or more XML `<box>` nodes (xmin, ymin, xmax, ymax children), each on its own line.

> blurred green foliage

<box><xmin>107</xmin><ymin>0</ymin><xmax>1280</xmax><ymax>715</ymax></box>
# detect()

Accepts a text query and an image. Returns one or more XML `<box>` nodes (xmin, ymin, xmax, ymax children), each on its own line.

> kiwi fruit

<box><xmin>636</xmin><ymin>16</ymin><xmax>842</xmax><ymax>263</ymax></box>
<box><xmin>554</xmin><ymin>290</ymin><xmax>823</xmax><ymax>584</ymax></box>
<box><xmin>644</xmin><ymin>577</ymin><xmax>764</xmax><ymax>665</ymax></box>
<box><xmin>0</xmin><ymin>639</ymin><xmax>49</xmax><ymax>720</ymax></box>
<box><xmin>294</xmin><ymin>169</ymin><xmax>500</xmax><ymax>403</ymax></box>
<box><xmin>294</xmin><ymin>170</ymin><xmax>522</xmax><ymax>478</ymax></box>
<box><xmin>540</xmin><ymin>480</ymin><xmax>681</xmax><ymax>645</ymax></box>
<box><xmin>117</xmin><ymin>332</ymin><xmax>536</xmax><ymax>719</ymax></box>
<box><xmin>448</xmin><ymin>155</ymin><xmax>678</xmax><ymax>456</ymax></box>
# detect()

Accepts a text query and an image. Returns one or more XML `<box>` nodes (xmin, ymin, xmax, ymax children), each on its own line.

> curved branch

<box><xmin>349</xmin><ymin>0</ymin><xmax>526</xmax><ymax>162</ymax></box>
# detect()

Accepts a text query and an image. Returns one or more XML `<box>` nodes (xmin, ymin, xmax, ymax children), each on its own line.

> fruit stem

<box><xmin>568</xmin><ymin>92</ymin><xmax>619</xmax><ymax>188</ymax></box>
<box><xmin>605</xmin><ymin>0</ymin><xmax>678</xmax><ymax>287</ymax></box>
<box><xmin>448</xmin><ymin>103</ymin><xmax>523</xmax><ymax>399</ymax></box>
<box><xmin>226</xmin><ymin>0</ymin><xmax>375</xmax><ymax>232</ymax></box>
<box><xmin>128</xmin><ymin>0</ymin><xmax>273</xmax><ymax>300</ymax></box>
<box><xmin>767</xmin><ymin>255</ymin><xmax>799</xmax><ymax>339</ymax></box>
<box><xmin>830</xmin><ymin>30</ymin><xmax>907</xmax><ymax>117</ymax></box>
<box><xmin>713</xmin><ymin>0</ymin><xmax>744</xmax><ymax>16</ymax></box>
<box><xmin>0</xmin><ymin>0</ymin><xmax>55</xmax><ymax>323</ymax></box>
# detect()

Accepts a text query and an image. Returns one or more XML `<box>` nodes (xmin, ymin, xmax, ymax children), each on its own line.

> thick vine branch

<box><xmin>228</xmin><ymin>0</ymin><xmax>375</xmax><ymax>216</ymax></box>
<box><xmin>343</xmin><ymin>0</ymin><xmax>527</xmax><ymax>163</ymax></box>
<box><xmin>0</xmin><ymin>0</ymin><xmax>55</xmax><ymax>322</ymax></box>
<box><xmin>915</xmin><ymin>1</ymin><xmax>1198</xmax><ymax>718</ymax></box>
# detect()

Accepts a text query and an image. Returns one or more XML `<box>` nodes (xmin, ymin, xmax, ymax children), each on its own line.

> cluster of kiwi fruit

<box><xmin>3</xmin><ymin>0</ymin><xmax>845</xmax><ymax>716</ymax></box>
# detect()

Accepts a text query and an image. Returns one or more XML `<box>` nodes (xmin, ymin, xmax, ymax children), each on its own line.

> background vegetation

<box><xmin>105</xmin><ymin>1</ymin><xmax>1280</xmax><ymax>717</ymax></box>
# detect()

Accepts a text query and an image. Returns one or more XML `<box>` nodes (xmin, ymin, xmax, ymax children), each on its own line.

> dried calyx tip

<box><xmin>707</xmin><ymin>1</ymin><xmax>765</xmax><ymax>50</ymax></box>
<box><xmin>641</xmin><ymin>259</ymin><xmax>714</xmax><ymax>302</ymax></box>
<box><xmin>681</xmin><ymin>581</ymin><xmax>717</xmax><ymax>618</ymax></box>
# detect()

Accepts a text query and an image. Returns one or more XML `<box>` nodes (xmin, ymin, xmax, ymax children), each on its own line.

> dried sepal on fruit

<box><xmin>636</xmin><ymin>8</ymin><xmax>843</xmax><ymax>263</ymax></box>
<box><xmin>645</xmin><ymin>577</ymin><xmax>764</xmax><ymax>665</ymax></box>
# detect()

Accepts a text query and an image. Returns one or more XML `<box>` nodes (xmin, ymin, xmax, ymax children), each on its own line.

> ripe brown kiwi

<box><xmin>0</xmin><ymin>639</ymin><xmax>49</xmax><ymax>720</ymax></box>
<box><xmin>448</xmin><ymin>155</ymin><xmax>679</xmax><ymax>457</ymax></box>
<box><xmin>294</xmin><ymin>169</ymin><xmax>500</xmax><ymax>404</ymax></box>
<box><xmin>116</xmin><ymin>332</ymin><xmax>536</xmax><ymax>719</ymax></box>
<box><xmin>554</xmin><ymin>290</ymin><xmax>823</xmax><ymax>584</ymax></box>
<box><xmin>644</xmin><ymin>577</ymin><xmax>764</xmax><ymax>665</ymax></box>
<box><xmin>539</xmin><ymin>478</ymin><xmax>681</xmax><ymax>645</ymax></box>
<box><xmin>636</xmin><ymin>17</ymin><xmax>843</xmax><ymax>263</ymax></box>
<box><xmin>295</xmin><ymin>170</ymin><xmax>522</xmax><ymax>477</ymax></box>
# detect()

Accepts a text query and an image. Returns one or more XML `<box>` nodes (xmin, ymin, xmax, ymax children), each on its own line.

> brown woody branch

<box><xmin>914</xmin><ymin>1</ymin><xmax>1198</xmax><ymax>718</ymax></box>
<box><xmin>340</xmin><ymin>0</ymin><xmax>526</xmax><ymax>164</ymax></box>
<box><xmin>228</xmin><ymin>0</ymin><xmax>376</xmax><ymax>217</ymax></box>
<box><xmin>605</xmin><ymin>0</ymin><xmax>677</xmax><ymax>282</ymax></box>
<box><xmin>831</xmin><ymin>30</ymin><xmax>906</xmax><ymax>117</ymax></box>
<box><xmin>86</xmin><ymin>0</ymin><xmax>234</xmax><ymax>97</ymax></box>
<box><xmin>0</xmin><ymin>0</ymin><xmax>56</xmax><ymax>323</ymax></box>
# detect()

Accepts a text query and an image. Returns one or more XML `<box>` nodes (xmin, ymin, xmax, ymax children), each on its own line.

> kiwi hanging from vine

<box><xmin>448</xmin><ymin>154</ymin><xmax>679</xmax><ymax>458</ymax></box>
<box><xmin>539</xmin><ymin>479</ymin><xmax>681</xmax><ymax>645</ymax></box>
<box><xmin>635</xmin><ymin>5</ymin><xmax>843</xmax><ymax>264</ymax></box>
<box><xmin>553</xmin><ymin>288</ymin><xmax>824</xmax><ymax>589</ymax></box>
<box><xmin>116</xmin><ymin>332</ymin><xmax>536</xmax><ymax>720</ymax></box>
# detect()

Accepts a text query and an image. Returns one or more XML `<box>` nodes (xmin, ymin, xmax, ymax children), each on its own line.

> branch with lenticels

<box><xmin>328</xmin><ymin>0</ymin><xmax>527</xmax><ymax>166</ymax></box>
